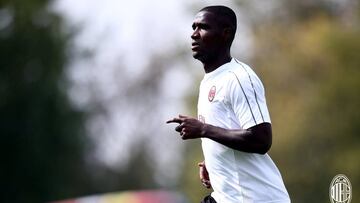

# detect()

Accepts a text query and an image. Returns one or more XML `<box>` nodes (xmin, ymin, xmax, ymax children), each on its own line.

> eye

<box><xmin>192</xmin><ymin>23</ymin><xmax>210</xmax><ymax>31</ymax></box>
<box><xmin>199</xmin><ymin>24</ymin><xmax>210</xmax><ymax>30</ymax></box>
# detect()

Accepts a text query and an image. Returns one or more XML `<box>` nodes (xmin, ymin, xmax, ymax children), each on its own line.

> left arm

<box><xmin>166</xmin><ymin>115</ymin><xmax>272</xmax><ymax>154</ymax></box>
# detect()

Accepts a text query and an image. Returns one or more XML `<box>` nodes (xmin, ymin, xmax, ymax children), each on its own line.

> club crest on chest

<box><xmin>208</xmin><ymin>85</ymin><xmax>216</xmax><ymax>102</ymax></box>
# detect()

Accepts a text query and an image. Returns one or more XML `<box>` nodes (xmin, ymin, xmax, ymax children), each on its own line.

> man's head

<box><xmin>191</xmin><ymin>5</ymin><xmax>237</xmax><ymax>63</ymax></box>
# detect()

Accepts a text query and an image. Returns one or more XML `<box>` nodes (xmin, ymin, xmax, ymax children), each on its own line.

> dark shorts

<box><xmin>200</xmin><ymin>195</ymin><xmax>217</xmax><ymax>203</ymax></box>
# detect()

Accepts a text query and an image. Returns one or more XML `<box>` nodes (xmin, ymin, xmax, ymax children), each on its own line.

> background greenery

<box><xmin>0</xmin><ymin>0</ymin><xmax>358</xmax><ymax>202</ymax></box>
<box><xmin>0</xmin><ymin>0</ymin><xmax>89</xmax><ymax>202</ymax></box>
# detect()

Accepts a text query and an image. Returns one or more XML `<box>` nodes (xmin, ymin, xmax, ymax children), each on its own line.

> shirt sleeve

<box><xmin>227</xmin><ymin>69</ymin><xmax>271</xmax><ymax>130</ymax></box>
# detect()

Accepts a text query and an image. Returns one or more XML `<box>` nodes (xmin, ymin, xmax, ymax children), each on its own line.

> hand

<box><xmin>198</xmin><ymin>161</ymin><xmax>211</xmax><ymax>188</ymax></box>
<box><xmin>166</xmin><ymin>115</ymin><xmax>204</xmax><ymax>140</ymax></box>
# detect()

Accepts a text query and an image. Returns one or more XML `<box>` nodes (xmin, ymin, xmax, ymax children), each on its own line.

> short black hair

<box><xmin>200</xmin><ymin>5</ymin><xmax>237</xmax><ymax>43</ymax></box>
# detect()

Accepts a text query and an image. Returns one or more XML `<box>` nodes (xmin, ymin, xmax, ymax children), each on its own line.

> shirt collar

<box><xmin>202</xmin><ymin>58</ymin><xmax>234</xmax><ymax>82</ymax></box>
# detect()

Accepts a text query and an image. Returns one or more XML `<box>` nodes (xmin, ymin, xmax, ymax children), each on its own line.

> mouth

<box><xmin>191</xmin><ymin>42</ymin><xmax>200</xmax><ymax>50</ymax></box>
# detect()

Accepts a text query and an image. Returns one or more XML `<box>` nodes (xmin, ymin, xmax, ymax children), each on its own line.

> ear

<box><xmin>222</xmin><ymin>27</ymin><xmax>232</xmax><ymax>41</ymax></box>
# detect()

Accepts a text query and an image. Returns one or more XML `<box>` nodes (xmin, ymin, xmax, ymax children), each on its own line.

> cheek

<box><xmin>202</xmin><ymin>33</ymin><xmax>221</xmax><ymax>49</ymax></box>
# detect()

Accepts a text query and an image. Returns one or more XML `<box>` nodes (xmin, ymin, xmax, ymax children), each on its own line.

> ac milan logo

<box><xmin>330</xmin><ymin>174</ymin><xmax>352</xmax><ymax>203</ymax></box>
<box><xmin>208</xmin><ymin>86</ymin><xmax>216</xmax><ymax>102</ymax></box>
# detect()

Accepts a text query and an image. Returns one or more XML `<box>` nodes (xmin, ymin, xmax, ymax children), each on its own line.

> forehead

<box><xmin>193</xmin><ymin>11</ymin><xmax>217</xmax><ymax>24</ymax></box>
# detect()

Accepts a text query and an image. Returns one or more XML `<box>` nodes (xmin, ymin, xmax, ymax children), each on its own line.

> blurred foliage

<box><xmin>250</xmin><ymin>4</ymin><xmax>360</xmax><ymax>203</ymax></box>
<box><xmin>0</xmin><ymin>0</ymin><xmax>164</xmax><ymax>202</ymax></box>
<box><xmin>180</xmin><ymin>1</ymin><xmax>360</xmax><ymax>203</ymax></box>
<box><xmin>0</xmin><ymin>0</ymin><xmax>92</xmax><ymax>202</ymax></box>
<box><xmin>1</xmin><ymin>0</ymin><xmax>359</xmax><ymax>202</ymax></box>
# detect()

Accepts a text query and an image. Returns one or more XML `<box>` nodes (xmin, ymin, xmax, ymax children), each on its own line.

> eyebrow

<box><xmin>192</xmin><ymin>22</ymin><xmax>210</xmax><ymax>30</ymax></box>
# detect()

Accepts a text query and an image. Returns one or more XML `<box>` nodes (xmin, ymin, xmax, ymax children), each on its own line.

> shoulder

<box><xmin>224</xmin><ymin>59</ymin><xmax>253</xmax><ymax>86</ymax></box>
<box><xmin>224</xmin><ymin>59</ymin><xmax>266</xmax><ymax>97</ymax></box>
<box><xmin>229</xmin><ymin>59</ymin><xmax>257</xmax><ymax>78</ymax></box>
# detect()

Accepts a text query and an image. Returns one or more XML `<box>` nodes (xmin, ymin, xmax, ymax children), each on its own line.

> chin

<box><xmin>193</xmin><ymin>52</ymin><xmax>202</xmax><ymax>60</ymax></box>
<box><xmin>193</xmin><ymin>54</ymin><xmax>207</xmax><ymax>63</ymax></box>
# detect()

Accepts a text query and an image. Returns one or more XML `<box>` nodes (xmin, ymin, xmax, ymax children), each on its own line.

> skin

<box><xmin>166</xmin><ymin>10</ymin><xmax>272</xmax><ymax>189</ymax></box>
<box><xmin>190</xmin><ymin>11</ymin><xmax>232</xmax><ymax>73</ymax></box>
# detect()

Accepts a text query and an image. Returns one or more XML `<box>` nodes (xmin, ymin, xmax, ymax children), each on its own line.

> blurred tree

<box><xmin>245</xmin><ymin>1</ymin><xmax>360</xmax><ymax>202</ymax></box>
<box><xmin>0</xmin><ymin>0</ymin><xmax>91</xmax><ymax>202</ymax></box>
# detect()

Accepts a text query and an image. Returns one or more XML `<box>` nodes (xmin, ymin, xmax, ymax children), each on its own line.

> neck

<box><xmin>203</xmin><ymin>53</ymin><xmax>232</xmax><ymax>74</ymax></box>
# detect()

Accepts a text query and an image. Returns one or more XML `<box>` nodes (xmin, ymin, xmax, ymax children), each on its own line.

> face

<box><xmin>191</xmin><ymin>11</ymin><xmax>224</xmax><ymax>63</ymax></box>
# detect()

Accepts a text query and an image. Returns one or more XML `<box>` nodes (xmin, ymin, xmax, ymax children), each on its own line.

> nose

<box><xmin>191</xmin><ymin>28</ymin><xmax>200</xmax><ymax>40</ymax></box>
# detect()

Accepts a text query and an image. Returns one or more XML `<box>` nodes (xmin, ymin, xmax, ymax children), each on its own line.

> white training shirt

<box><xmin>198</xmin><ymin>58</ymin><xmax>290</xmax><ymax>203</ymax></box>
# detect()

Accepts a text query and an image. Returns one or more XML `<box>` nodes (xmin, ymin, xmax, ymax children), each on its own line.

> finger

<box><xmin>201</xmin><ymin>180</ymin><xmax>211</xmax><ymax>188</ymax></box>
<box><xmin>175</xmin><ymin>122</ymin><xmax>185</xmax><ymax>132</ymax></box>
<box><xmin>179</xmin><ymin>114</ymin><xmax>190</xmax><ymax>119</ymax></box>
<box><xmin>199</xmin><ymin>165</ymin><xmax>206</xmax><ymax>179</ymax></box>
<box><xmin>205</xmin><ymin>185</ymin><xmax>211</xmax><ymax>189</ymax></box>
<box><xmin>175</xmin><ymin>124</ymin><xmax>183</xmax><ymax>132</ymax></box>
<box><xmin>166</xmin><ymin>118</ymin><xmax>183</xmax><ymax>124</ymax></box>
<box><xmin>166</xmin><ymin>119</ymin><xmax>179</xmax><ymax>124</ymax></box>
<box><xmin>201</xmin><ymin>179</ymin><xmax>210</xmax><ymax>184</ymax></box>
<box><xmin>180</xmin><ymin>129</ymin><xmax>186</xmax><ymax>139</ymax></box>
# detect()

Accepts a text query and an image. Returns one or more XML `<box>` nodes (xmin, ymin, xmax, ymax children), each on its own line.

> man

<box><xmin>167</xmin><ymin>5</ymin><xmax>290</xmax><ymax>203</ymax></box>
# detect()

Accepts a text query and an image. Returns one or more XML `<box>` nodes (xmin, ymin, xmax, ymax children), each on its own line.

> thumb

<box><xmin>179</xmin><ymin>114</ymin><xmax>190</xmax><ymax>119</ymax></box>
